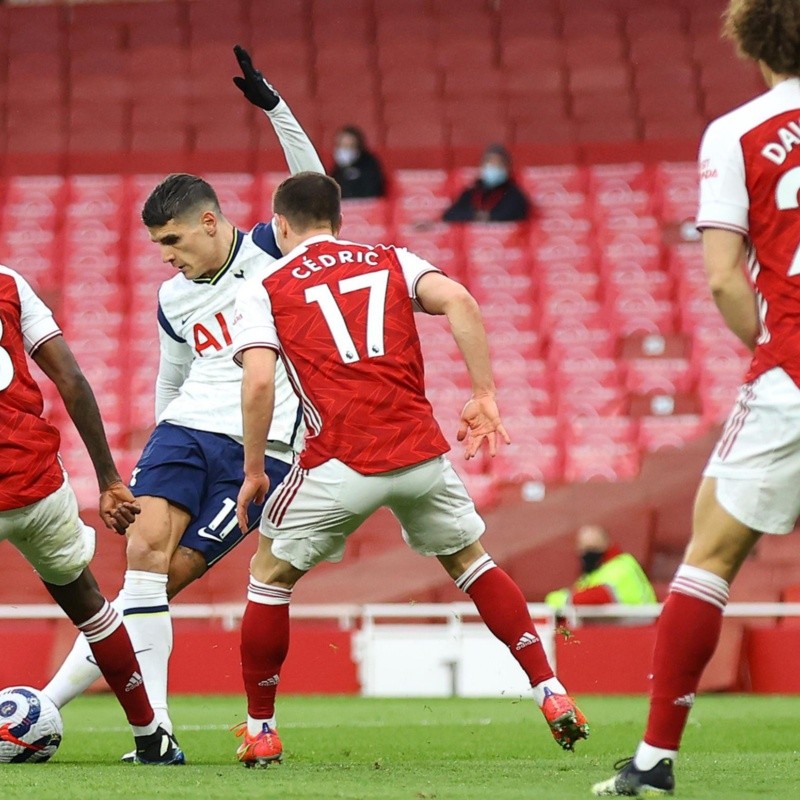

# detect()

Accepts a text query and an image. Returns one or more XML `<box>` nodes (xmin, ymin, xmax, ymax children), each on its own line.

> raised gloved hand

<box><xmin>232</xmin><ymin>44</ymin><xmax>280</xmax><ymax>111</ymax></box>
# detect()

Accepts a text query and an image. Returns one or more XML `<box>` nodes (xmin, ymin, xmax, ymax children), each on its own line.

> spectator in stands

<box><xmin>330</xmin><ymin>125</ymin><xmax>386</xmax><ymax>199</ymax></box>
<box><xmin>545</xmin><ymin>524</ymin><xmax>656</xmax><ymax>611</ymax></box>
<box><xmin>442</xmin><ymin>144</ymin><xmax>530</xmax><ymax>223</ymax></box>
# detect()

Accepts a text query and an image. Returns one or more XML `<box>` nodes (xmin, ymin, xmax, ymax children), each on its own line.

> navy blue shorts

<box><xmin>130</xmin><ymin>422</ymin><xmax>291</xmax><ymax>566</ymax></box>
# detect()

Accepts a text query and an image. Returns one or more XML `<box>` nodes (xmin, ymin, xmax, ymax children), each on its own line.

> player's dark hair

<box><xmin>141</xmin><ymin>173</ymin><xmax>222</xmax><ymax>227</ymax></box>
<box><xmin>273</xmin><ymin>172</ymin><xmax>342</xmax><ymax>233</ymax></box>
<box><xmin>724</xmin><ymin>0</ymin><xmax>800</xmax><ymax>76</ymax></box>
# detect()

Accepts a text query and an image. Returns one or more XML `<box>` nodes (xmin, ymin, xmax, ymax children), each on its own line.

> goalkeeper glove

<box><xmin>232</xmin><ymin>44</ymin><xmax>280</xmax><ymax>111</ymax></box>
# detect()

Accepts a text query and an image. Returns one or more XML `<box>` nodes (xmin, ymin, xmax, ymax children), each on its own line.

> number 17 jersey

<box><xmin>232</xmin><ymin>234</ymin><xmax>449</xmax><ymax>474</ymax></box>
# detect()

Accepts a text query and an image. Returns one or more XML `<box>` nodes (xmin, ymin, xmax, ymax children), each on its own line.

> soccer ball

<box><xmin>0</xmin><ymin>687</ymin><xmax>63</xmax><ymax>763</ymax></box>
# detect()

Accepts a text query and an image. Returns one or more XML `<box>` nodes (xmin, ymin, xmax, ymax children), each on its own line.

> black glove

<box><xmin>232</xmin><ymin>44</ymin><xmax>280</xmax><ymax>111</ymax></box>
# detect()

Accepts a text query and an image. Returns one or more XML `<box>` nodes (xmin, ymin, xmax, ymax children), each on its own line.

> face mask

<box><xmin>334</xmin><ymin>147</ymin><xmax>358</xmax><ymax>168</ymax></box>
<box><xmin>580</xmin><ymin>549</ymin><xmax>605</xmax><ymax>574</ymax></box>
<box><xmin>480</xmin><ymin>164</ymin><xmax>508</xmax><ymax>189</ymax></box>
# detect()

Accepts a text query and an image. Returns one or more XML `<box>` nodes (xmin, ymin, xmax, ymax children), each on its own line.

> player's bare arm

<box><xmin>32</xmin><ymin>335</ymin><xmax>140</xmax><ymax>533</ymax></box>
<box><xmin>236</xmin><ymin>345</ymin><xmax>278</xmax><ymax>531</ymax></box>
<box><xmin>416</xmin><ymin>271</ymin><xmax>510</xmax><ymax>458</ymax></box>
<box><xmin>702</xmin><ymin>227</ymin><xmax>759</xmax><ymax>351</ymax></box>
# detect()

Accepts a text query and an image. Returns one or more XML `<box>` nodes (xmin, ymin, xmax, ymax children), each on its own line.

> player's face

<box><xmin>148</xmin><ymin>212</ymin><xmax>220</xmax><ymax>280</ymax></box>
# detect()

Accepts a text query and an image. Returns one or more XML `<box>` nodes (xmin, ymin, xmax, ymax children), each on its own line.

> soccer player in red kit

<box><xmin>230</xmin><ymin>172</ymin><xmax>588</xmax><ymax>768</ymax></box>
<box><xmin>0</xmin><ymin>265</ymin><xmax>182</xmax><ymax>764</ymax></box>
<box><xmin>594</xmin><ymin>1</ymin><xmax>800</xmax><ymax>795</ymax></box>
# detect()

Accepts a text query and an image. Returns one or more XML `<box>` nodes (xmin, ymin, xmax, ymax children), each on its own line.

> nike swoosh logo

<box><xmin>233</xmin><ymin>270</ymin><xmax>245</xmax><ymax>279</ymax></box>
<box><xmin>181</xmin><ymin>316</ymin><xmax>190</xmax><ymax>324</ymax></box>
<box><xmin>86</xmin><ymin>647</ymin><xmax>151</xmax><ymax>667</ymax></box>
<box><xmin>196</xmin><ymin>528</ymin><xmax>225</xmax><ymax>543</ymax></box>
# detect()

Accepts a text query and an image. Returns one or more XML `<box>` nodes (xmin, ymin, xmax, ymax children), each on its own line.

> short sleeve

<box><xmin>250</xmin><ymin>221</ymin><xmax>282</xmax><ymax>260</ymax></box>
<box><xmin>392</xmin><ymin>247</ymin><xmax>442</xmax><ymax>299</ymax></box>
<box><xmin>232</xmin><ymin>280</ymin><xmax>279</xmax><ymax>366</ymax></box>
<box><xmin>15</xmin><ymin>272</ymin><xmax>61</xmax><ymax>354</ymax></box>
<box><xmin>696</xmin><ymin>118</ymin><xmax>749</xmax><ymax>235</ymax></box>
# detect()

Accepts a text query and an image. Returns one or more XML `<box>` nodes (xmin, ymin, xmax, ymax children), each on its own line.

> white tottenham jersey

<box><xmin>156</xmin><ymin>225</ymin><xmax>303</xmax><ymax>450</ymax></box>
<box><xmin>151</xmin><ymin>96</ymin><xmax>322</xmax><ymax>453</ymax></box>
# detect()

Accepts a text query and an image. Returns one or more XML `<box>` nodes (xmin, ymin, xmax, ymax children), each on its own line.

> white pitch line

<box><xmin>70</xmin><ymin>718</ymin><xmax>496</xmax><ymax>734</ymax></box>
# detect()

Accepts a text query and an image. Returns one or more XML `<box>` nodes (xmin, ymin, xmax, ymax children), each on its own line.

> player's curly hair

<box><xmin>724</xmin><ymin>0</ymin><xmax>800</xmax><ymax>76</ymax></box>
<box><xmin>141</xmin><ymin>173</ymin><xmax>221</xmax><ymax>227</ymax></box>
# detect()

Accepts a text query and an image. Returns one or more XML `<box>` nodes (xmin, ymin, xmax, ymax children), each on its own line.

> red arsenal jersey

<box><xmin>0</xmin><ymin>266</ymin><xmax>63</xmax><ymax>511</ymax></box>
<box><xmin>233</xmin><ymin>235</ymin><xmax>450</xmax><ymax>474</ymax></box>
<box><xmin>697</xmin><ymin>78</ymin><xmax>800</xmax><ymax>386</ymax></box>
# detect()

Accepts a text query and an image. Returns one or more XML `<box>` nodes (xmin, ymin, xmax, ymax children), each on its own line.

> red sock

<box><xmin>644</xmin><ymin>590</ymin><xmax>724</xmax><ymax>750</ymax></box>
<box><xmin>81</xmin><ymin>608</ymin><xmax>153</xmax><ymax>728</ymax></box>
<box><xmin>241</xmin><ymin>599</ymin><xmax>290</xmax><ymax>720</ymax></box>
<box><xmin>461</xmin><ymin>559</ymin><xmax>553</xmax><ymax>686</ymax></box>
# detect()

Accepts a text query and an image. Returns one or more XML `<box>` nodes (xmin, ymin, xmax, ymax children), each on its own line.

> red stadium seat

<box><xmin>390</xmin><ymin>169</ymin><xmax>451</xmax><ymax>222</ymax></box>
<box><xmin>625</xmin><ymin>357</ymin><xmax>694</xmax><ymax>395</ymax></box>
<box><xmin>569</xmin><ymin>65</ymin><xmax>631</xmax><ymax>94</ymax></box>
<box><xmin>629</xmin><ymin>32</ymin><xmax>693</xmax><ymax>64</ymax></box>
<box><xmin>638</xmin><ymin>414</ymin><xmax>707</xmax><ymax>453</ymax></box>
<box><xmin>576</xmin><ymin>118</ymin><xmax>640</xmax><ymax>144</ymax></box>
<box><xmin>381</xmin><ymin>68</ymin><xmax>442</xmax><ymax>98</ymax></box>
<box><xmin>514</xmin><ymin>118</ymin><xmax>578</xmax><ymax>146</ymax></box>
<box><xmin>562</xmin><ymin>9</ymin><xmax>621</xmax><ymax>37</ymax></box>
<box><xmin>554</xmin><ymin>357</ymin><xmax>622</xmax><ymax>393</ymax></box>
<box><xmin>563</xmin><ymin>441</ymin><xmax>640</xmax><ymax>482</ymax></box>
<box><xmin>502</xmin><ymin>36</ymin><xmax>564</xmax><ymax>69</ymax></box>
<box><xmin>604</xmin><ymin>268</ymin><xmax>672</xmax><ymax>303</ymax></box>
<box><xmin>572</xmin><ymin>90</ymin><xmax>636</xmax><ymax>122</ymax></box>
<box><xmin>471</xmin><ymin>270</ymin><xmax>533</xmax><ymax>304</ymax></box>
<box><xmin>609</xmin><ymin>295</ymin><xmax>676</xmax><ymax>337</ymax></box>
<box><xmin>566</xmin><ymin>415</ymin><xmax>638</xmax><ymax>446</ymax></box>
<box><xmin>486</xmin><ymin>324</ymin><xmax>544</xmax><ymax>360</ymax></box>
<box><xmin>540</xmin><ymin>269</ymin><xmax>600</xmax><ymax>302</ymax></box>
<box><xmin>643</xmin><ymin>117</ymin><xmax>706</xmax><ymax>142</ymax></box>
<box><xmin>548</xmin><ymin>326</ymin><xmax>617</xmax><ymax>362</ymax></box>
<box><xmin>491</xmin><ymin>444</ymin><xmax>563</xmax><ymax>484</ymax></box>
<box><xmin>7</xmin><ymin>4</ymin><xmax>65</xmax><ymax>53</ymax></box>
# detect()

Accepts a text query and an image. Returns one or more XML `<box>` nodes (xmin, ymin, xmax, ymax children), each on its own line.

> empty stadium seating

<box><xmin>4</xmin><ymin>0</ymin><xmax>793</xmax><ymax>608</ymax></box>
<box><xmin>3</xmin><ymin>162</ymin><xmax>751</xmax><ymax>517</ymax></box>
<box><xmin>0</xmin><ymin>0</ymin><xmax>757</xmax><ymax>171</ymax></box>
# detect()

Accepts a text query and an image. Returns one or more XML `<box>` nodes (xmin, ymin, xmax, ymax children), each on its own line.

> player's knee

<box><xmin>249</xmin><ymin>550</ymin><xmax>301</xmax><ymax>587</ymax></box>
<box><xmin>125</xmin><ymin>533</ymin><xmax>170</xmax><ymax>573</ymax></box>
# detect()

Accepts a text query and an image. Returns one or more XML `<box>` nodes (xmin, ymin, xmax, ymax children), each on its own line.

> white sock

<box><xmin>44</xmin><ymin>590</ymin><xmax>125</xmax><ymax>708</ymax></box>
<box><xmin>247</xmin><ymin>714</ymin><xmax>278</xmax><ymax>736</ymax></box>
<box><xmin>531</xmin><ymin>677</ymin><xmax>567</xmax><ymax>708</ymax></box>
<box><xmin>123</xmin><ymin>570</ymin><xmax>173</xmax><ymax>734</ymax></box>
<box><xmin>634</xmin><ymin>741</ymin><xmax>678</xmax><ymax>771</ymax></box>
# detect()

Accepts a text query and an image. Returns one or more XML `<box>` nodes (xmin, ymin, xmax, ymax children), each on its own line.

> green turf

<box><xmin>0</xmin><ymin>694</ymin><xmax>797</xmax><ymax>799</ymax></box>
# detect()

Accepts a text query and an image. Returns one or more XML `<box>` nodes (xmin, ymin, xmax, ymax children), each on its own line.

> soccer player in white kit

<box><xmin>594</xmin><ymin>1</ymin><xmax>800</xmax><ymax>795</ymax></box>
<box><xmin>0</xmin><ymin>266</ymin><xmax>183</xmax><ymax>764</ymax></box>
<box><xmin>230</xmin><ymin>172</ymin><xmax>589</xmax><ymax>768</ymax></box>
<box><xmin>42</xmin><ymin>48</ymin><xmax>321</xmax><ymax>756</ymax></box>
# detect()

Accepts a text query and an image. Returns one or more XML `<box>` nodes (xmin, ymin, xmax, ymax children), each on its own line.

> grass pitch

<box><xmin>0</xmin><ymin>694</ymin><xmax>797</xmax><ymax>799</ymax></box>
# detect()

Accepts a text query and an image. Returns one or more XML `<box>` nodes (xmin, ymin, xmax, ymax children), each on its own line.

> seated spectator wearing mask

<box><xmin>330</xmin><ymin>125</ymin><xmax>386</xmax><ymax>199</ymax></box>
<box><xmin>545</xmin><ymin>524</ymin><xmax>657</xmax><ymax>612</ymax></box>
<box><xmin>442</xmin><ymin>144</ymin><xmax>530</xmax><ymax>223</ymax></box>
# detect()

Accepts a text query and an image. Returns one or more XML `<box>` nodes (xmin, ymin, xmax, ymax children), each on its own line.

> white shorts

<box><xmin>261</xmin><ymin>456</ymin><xmax>486</xmax><ymax>571</ymax></box>
<box><xmin>704</xmin><ymin>367</ymin><xmax>800</xmax><ymax>534</ymax></box>
<box><xmin>0</xmin><ymin>478</ymin><xmax>96</xmax><ymax>585</ymax></box>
